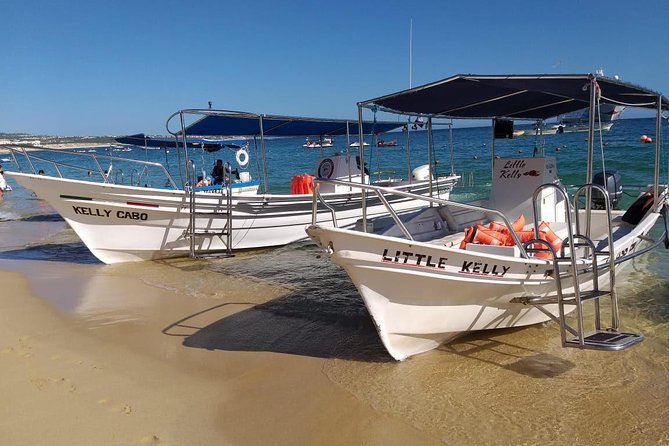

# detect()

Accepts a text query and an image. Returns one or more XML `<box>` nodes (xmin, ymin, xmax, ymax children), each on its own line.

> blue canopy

<box><xmin>181</xmin><ymin>112</ymin><xmax>405</xmax><ymax>137</ymax></box>
<box><xmin>115</xmin><ymin>133</ymin><xmax>246</xmax><ymax>151</ymax></box>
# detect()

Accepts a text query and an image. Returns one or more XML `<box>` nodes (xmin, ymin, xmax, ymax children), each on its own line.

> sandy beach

<box><xmin>1</xmin><ymin>216</ymin><xmax>669</xmax><ymax>446</ymax></box>
<box><xmin>0</xmin><ymin>264</ymin><xmax>441</xmax><ymax>446</ymax></box>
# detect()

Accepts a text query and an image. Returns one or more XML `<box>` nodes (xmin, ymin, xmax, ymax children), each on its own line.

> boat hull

<box><xmin>8</xmin><ymin>173</ymin><xmax>456</xmax><ymax>264</ymax></box>
<box><xmin>307</xmin><ymin>210</ymin><xmax>657</xmax><ymax>360</ymax></box>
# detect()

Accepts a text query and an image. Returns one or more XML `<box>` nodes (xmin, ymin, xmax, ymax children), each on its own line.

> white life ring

<box><xmin>235</xmin><ymin>148</ymin><xmax>249</xmax><ymax>167</ymax></box>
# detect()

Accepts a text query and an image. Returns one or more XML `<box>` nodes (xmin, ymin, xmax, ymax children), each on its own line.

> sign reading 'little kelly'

<box><xmin>380</xmin><ymin>248</ymin><xmax>511</xmax><ymax>276</ymax></box>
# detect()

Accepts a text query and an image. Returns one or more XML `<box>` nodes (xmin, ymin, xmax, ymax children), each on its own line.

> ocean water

<box><xmin>1</xmin><ymin>118</ymin><xmax>669</xmax><ymax>444</ymax></box>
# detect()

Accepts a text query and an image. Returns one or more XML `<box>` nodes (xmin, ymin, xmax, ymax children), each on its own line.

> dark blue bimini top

<box><xmin>115</xmin><ymin>133</ymin><xmax>246</xmax><ymax>151</ymax></box>
<box><xmin>180</xmin><ymin>112</ymin><xmax>405</xmax><ymax>137</ymax></box>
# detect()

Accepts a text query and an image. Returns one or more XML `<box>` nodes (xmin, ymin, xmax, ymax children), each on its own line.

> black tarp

<box><xmin>360</xmin><ymin>74</ymin><xmax>668</xmax><ymax>119</ymax></box>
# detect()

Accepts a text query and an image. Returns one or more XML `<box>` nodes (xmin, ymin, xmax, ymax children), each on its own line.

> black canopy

<box><xmin>360</xmin><ymin>74</ymin><xmax>669</xmax><ymax>120</ymax></box>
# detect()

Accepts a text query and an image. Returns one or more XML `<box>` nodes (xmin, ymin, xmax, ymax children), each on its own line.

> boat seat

<box><xmin>430</xmin><ymin>231</ymin><xmax>466</xmax><ymax>248</ymax></box>
<box><xmin>438</xmin><ymin>203</ymin><xmax>487</xmax><ymax>232</ymax></box>
<box><xmin>380</xmin><ymin>207</ymin><xmax>451</xmax><ymax>242</ymax></box>
<box><xmin>591</xmin><ymin>221</ymin><xmax>635</xmax><ymax>252</ymax></box>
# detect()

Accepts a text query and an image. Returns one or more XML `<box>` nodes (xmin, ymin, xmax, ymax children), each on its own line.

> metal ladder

<box><xmin>517</xmin><ymin>183</ymin><xmax>643</xmax><ymax>351</ymax></box>
<box><xmin>186</xmin><ymin>161</ymin><xmax>234</xmax><ymax>259</ymax></box>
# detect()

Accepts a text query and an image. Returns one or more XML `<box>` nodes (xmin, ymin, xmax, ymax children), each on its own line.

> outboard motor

<box><xmin>412</xmin><ymin>164</ymin><xmax>432</xmax><ymax>181</ymax></box>
<box><xmin>592</xmin><ymin>169</ymin><xmax>622</xmax><ymax>209</ymax></box>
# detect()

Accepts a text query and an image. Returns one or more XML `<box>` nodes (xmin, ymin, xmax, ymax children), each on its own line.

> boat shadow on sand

<box><xmin>0</xmin><ymin>242</ymin><xmax>98</xmax><ymax>264</ymax></box>
<box><xmin>161</xmin><ymin>243</ymin><xmax>578</xmax><ymax>370</ymax></box>
<box><xmin>0</xmin><ymin>214</ymin><xmax>99</xmax><ymax>264</ymax></box>
<box><xmin>167</xmin><ymin>299</ymin><xmax>577</xmax><ymax>373</ymax></box>
<box><xmin>161</xmin><ymin>243</ymin><xmax>394</xmax><ymax>362</ymax></box>
<box><xmin>164</xmin><ymin>295</ymin><xmax>393</xmax><ymax>363</ymax></box>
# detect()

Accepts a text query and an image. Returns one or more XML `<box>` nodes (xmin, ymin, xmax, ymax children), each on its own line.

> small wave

<box><xmin>0</xmin><ymin>242</ymin><xmax>98</xmax><ymax>264</ymax></box>
<box><xmin>0</xmin><ymin>209</ymin><xmax>22</xmax><ymax>221</ymax></box>
<box><xmin>20</xmin><ymin>213</ymin><xmax>65</xmax><ymax>222</ymax></box>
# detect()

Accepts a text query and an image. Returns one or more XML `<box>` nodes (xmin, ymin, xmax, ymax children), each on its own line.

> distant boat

<box><xmin>350</xmin><ymin>141</ymin><xmax>369</xmax><ymax>147</ymax></box>
<box><xmin>377</xmin><ymin>139</ymin><xmax>398</xmax><ymax>147</ymax></box>
<box><xmin>535</xmin><ymin>104</ymin><xmax>626</xmax><ymax>135</ymax></box>
<box><xmin>303</xmin><ymin>137</ymin><xmax>333</xmax><ymax>148</ymax></box>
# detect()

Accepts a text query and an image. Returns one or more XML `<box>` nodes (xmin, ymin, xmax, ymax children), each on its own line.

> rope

<box><xmin>372</xmin><ymin>107</ymin><xmax>380</xmax><ymax>180</ymax></box>
<box><xmin>597</xmin><ymin>96</ymin><xmax>607</xmax><ymax>179</ymax></box>
<box><xmin>449</xmin><ymin>119</ymin><xmax>455</xmax><ymax>176</ymax></box>
<box><xmin>598</xmin><ymin>95</ymin><xmax>658</xmax><ymax>108</ymax></box>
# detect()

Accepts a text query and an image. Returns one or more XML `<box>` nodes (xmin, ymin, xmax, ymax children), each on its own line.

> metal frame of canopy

<box><xmin>355</xmin><ymin>73</ymin><xmax>669</xmax><ymax>224</ymax></box>
<box><xmin>165</xmin><ymin>109</ymin><xmax>407</xmax><ymax>193</ymax></box>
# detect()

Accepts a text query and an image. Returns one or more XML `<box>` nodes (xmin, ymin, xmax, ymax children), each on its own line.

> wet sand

<box><xmin>1</xmin><ymin>219</ymin><xmax>669</xmax><ymax>445</ymax></box>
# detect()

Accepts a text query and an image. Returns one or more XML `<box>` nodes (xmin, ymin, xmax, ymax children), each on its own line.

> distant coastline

<box><xmin>0</xmin><ymin>142</ymin><xmax>114</xmax><ymax>154</ymax></box>
<box><xmin>0</xmin><ymin>133</ymin><xmax>116</xmax><ymax>154</ymax></box>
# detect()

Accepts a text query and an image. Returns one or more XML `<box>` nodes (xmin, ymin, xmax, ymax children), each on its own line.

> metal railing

<box><xmin>573</xmin><ymin>183</ymin><xmax>618</xmax><ymax>331</ymax></box>
<box><xmin>6</xmin><ymin>145</ymin><xmax>179</xmax><ymax>189</ymax></box>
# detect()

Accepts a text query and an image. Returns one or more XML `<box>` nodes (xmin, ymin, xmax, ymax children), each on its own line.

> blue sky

<box><xmin>2</xmin><ymin>0</ymin><xmax>667</xmax><ymax>136</ymax></box>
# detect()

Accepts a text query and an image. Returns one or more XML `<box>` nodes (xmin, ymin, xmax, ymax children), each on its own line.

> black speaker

<box><xmin>494</xmin><ymin>119</ymin><xmax>514</xmax><ymax>139</ymax></box>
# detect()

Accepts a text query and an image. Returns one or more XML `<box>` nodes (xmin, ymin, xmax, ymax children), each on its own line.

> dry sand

<box><xmin>0</xmin><ymin>266</ymin><xmax>441</xmax><ymax>446</ymax></box>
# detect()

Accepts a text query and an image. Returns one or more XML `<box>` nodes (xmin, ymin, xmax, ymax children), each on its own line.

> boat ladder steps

<box><xmin>564</xmin><ymin>330</ymin><xmax>644</xmax><ymax>351</ymax></box>
<box><xmin>186</xmin><ymin>163</ymin><xmax>234</xmax><ymax>258</ymax></box>
<box><xmin>190</xmin><ymin>210</ymin><xmax>230</xmax><ymax>216</ymax></box>
<box><xmin>190</xmin><ymin>250</ymin><xmax>235</xmax><ymax>260</ymax></box>
<box><xmin>527</xmin><ymin>183</ymin><xmax>643</xmax><ymax>352</ymax></box>
<box><xmin>187</xmin><ymin>229</ymin><xmax>230</xmax><ymax>237</ymax></box>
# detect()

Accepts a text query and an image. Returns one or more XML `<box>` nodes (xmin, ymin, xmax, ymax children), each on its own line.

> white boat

<box><xmin>6</xmin><ymin>110</ymin><xmax>459</xmax><ymax>264</ymax></box>
<box><xmin>533</xmin><ymin>104</ymin><xmax>626</xmax><ymax>135</ymax></box>
<box><xmin>350</xmin><ymin>141</ymin><xmax>370</xmax><ymax>147</ymax></box>
<box><xmin>307</xmin><ymin>73</ymin><xmax>669</xmax><ymax>361</ymax></box>
<box><xmin>303</xmin><ymin>137</ymin><xmax>333</xmax><ymax>148</ymax></box>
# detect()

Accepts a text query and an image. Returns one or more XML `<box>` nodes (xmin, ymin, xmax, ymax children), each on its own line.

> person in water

<box><xmin>0</xmin><ymin>165</ymin><xmax>7</xmax><ymax>199</ymax></box>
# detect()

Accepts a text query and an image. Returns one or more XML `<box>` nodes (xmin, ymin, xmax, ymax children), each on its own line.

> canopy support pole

<box><xmin>179</xmin><ymin>111</ymin><xmax>190</xmax><ymax>188</ymax></box>
<box><xmin>584</xmin><ymin>75</ymin><xmax>597</xmax><ymax>237</ymax></box>
<box><xmin>259</xmin><ymin>116</ymin><xmax>269</xmax><ymax>193</ymax></box>
<box><xmin>253</xmin><ymin>136</ymin><xmax>262</xmax><ymax>185</ymax></box>
<box><xmin>491</xmin><ymin>119</ymin><xmax>496</xmax><ymax>181</ymax></box>
<box><xmin>449</xmin><ymin>119</ymin><xmax>455</xmax><ymax>176</ymax></box>
<box><xmin>358</xmin><ymin>105</ymin><xmax>367</xmax><ymax>228</ymax></box>
<box><xmin>427</xmin><ymin>117</ymin><xmax>434</xmax><ymax>200</ymax></box>
<box><xmin>405</xmin><ymin>124</ymin><xmax>411</xmax><ymax>182</ymax></box>
<box><xmin>655</xmin><ymin>95</ymin><xmax>662</xmax><ymax>201</ymax></box>
<box><xmin>346</xmin><ymin>121</ymin><xmax>352</xmax><ymax>183</ymax></box>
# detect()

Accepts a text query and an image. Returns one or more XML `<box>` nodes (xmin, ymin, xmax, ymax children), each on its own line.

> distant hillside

<box><xmin>0</xmin><ymin>133</ymin><xmax>116</xmax><ymax>145</ymax></box>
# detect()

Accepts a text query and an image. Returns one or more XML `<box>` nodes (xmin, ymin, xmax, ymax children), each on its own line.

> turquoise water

<box><xmin>1</xmin><ymin>117</ymin><xmax>668</xmax><ymax>292</ymax></box>
<box><xmin>2</xmin><ymin>117</ymin><xmax>668</xmax><ymax>312</ymax></box>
